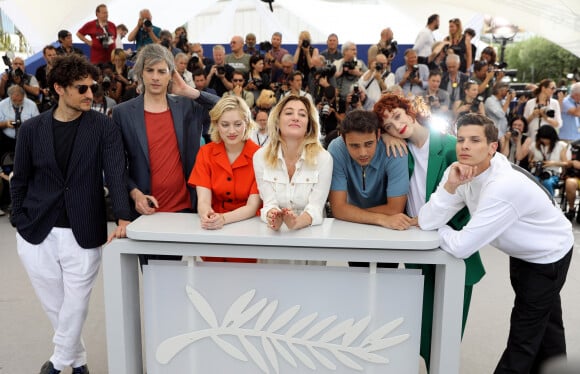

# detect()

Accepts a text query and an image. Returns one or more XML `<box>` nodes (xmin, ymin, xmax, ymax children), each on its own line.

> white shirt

<box><xmin>414</xmin><ymin>26</ymin><xmax>435</xmax><ymax>57</ymax></box>
<box><xmin>523</xmin><ymin>98</ymin><xmax>562</xmax><ymax>142</ymax></box>
<box><xmin>407</xmin><ymin>134</ymin><xmax>430</xmax><ymax>217</ymax></box>
<box><xmin>249</xmin><ymin>129</ymin><xmax>270</xmax><ymax>147</ymax></box>
<box><xmin>419</xmin><ymin>153</ymin><xmax>573</xmax><ymax>264</ymax></box>
<box><xmin>253</xmin><ymin>146</ymin><xmax>333</xmax><ymax>225</ymax></box>
<box><xmin>358</xmin><ymin>71</ymin><xmax>395</xmax><ymax>103</ymax></box>
<box><xmin>529</xmin><ymin>140</ymin><xmax>569</xmax><ymax>176</ymax></box>
<box><xmin>0</xmin><ymin>97</ymin><xmax>39</xmax><ymax>138</ymax></box>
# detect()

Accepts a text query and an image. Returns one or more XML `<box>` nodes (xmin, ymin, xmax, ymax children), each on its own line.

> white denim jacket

<box><xmin>253</xmin><ymin>146</ymin><xmax>333</xmax><ymax>225</ymax></box>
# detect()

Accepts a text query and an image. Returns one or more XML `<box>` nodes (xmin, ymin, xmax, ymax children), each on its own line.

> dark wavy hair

<box><xmin>48</xmin><ymin>54</ymin><xmax>99</xmax><ymax>96</ymax></box>
<box><xmin>509</xmin><ymin>114</ymin><xmax>529</xmax><ymax>134</ymax></box>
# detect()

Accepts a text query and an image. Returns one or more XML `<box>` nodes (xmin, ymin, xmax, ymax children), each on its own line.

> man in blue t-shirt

<box><xmin>127</xmin><ymin>9</ymin><xmax>161</xmax><ymax>51</ymax></box>
<box><xmin>559</xmin><ymin>82</ymin><xmax>580</xmax><ymax>142</ymax></box>
<box><xmin>328</xmin><ymin>109</ymin><xmax>412</xmax><ymax>229</ymax></box>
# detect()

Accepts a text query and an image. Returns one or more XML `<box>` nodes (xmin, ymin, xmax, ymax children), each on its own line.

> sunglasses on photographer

<box><xmin>74</xmin><ymin>83</ymin><xmax>99</xmax><ymax>94</ymax></box>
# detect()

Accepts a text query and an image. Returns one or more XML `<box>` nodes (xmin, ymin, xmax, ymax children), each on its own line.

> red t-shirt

<box><xmin>145</xmin><ymin>110</ymin><xmax>191</xmax><ymax>212</ymax></box>
<box><xmin>77</xmin><ymin>19</ymin><xmax>117</xmax><ymax>64</ymax></box>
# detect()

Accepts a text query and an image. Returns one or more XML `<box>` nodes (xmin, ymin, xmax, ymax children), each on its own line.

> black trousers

<box><xmin>494</xmin><ymin>248</ymin><xmax>572</xmax><ymax>374</ymax></box>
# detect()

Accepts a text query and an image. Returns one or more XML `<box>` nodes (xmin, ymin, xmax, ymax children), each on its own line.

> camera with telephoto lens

<box><xmin>259</xmin><ymin>41</ymin><xmax>272</xmax><ymax>51</ymax></box>
<box><xmin>301</xmin><ymin>39</ymin><xmax>310</xmax><ymax>48</ymax></box>
<box><xmin>161</xmin><ymin>39</ymin><xmax>171</xmax><ymax>48</ymax></box>
<box><xmin>12</xmin><ymin>68</ymin><xmax>24</xmax><ymax>78</ymax></box>
<box><xmin>313</xmin><ymin>62</ymin><xmax>336</xmax><ymax>79</ymax></box>
<box><xmin>471</xmin><ymin>95</ymin><xmax>483</xmax><ymax>112</ymax></box>
<box><xmin>509</xmin><ymin>128</ymin><xmax>520</xmax><ymax>137</ymax></box>
<box><xmin>101</xmin><ymin>75</ymin><xmax>111</xmax><ymax>91</ymax></box>
<box><xmin>143</xmin><ymin>19</ymin><xmax>152</xmax><ymax>28</ymax></box>
<box><xmin>380</xmin><ymin>40</ymin><xmax>398</xmax><ymax>58</ymax></box>
<box><xmin>375</xmin><ymin>62</ymin><xmax>384</xmax><ymax>71</ymax></box>
<box><xmin>534</xmin><ymin>161</ymin><xmax>552</xmax><ymax>180</ymax></box>
<box><xmin>216</xmin><ymin>65</ymin><xmax>226</xmax><ymax>75</ymax></box>
<box><xmin>351</xmin><ymin>84</ymin><xmax>360</xmax><ymax>104</ymax></box>
<box><xmin>190</xmin><ymin>53</ymin><xmax>199</xmax><ymax>65</ymax></box>
<box><xmin>342</xmin><ymin>59</ymin><xmax>357</xmax><ymax>73</ymax></box>
<box><xmin>537</xmin><ymin>104</ymin><xmax>555</xmax><ymax>118</ymax></box>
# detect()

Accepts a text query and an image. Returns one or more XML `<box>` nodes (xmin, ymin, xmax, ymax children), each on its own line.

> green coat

<box><xmin>407</xmin><ymin>129</ymin><xmax>485</xmax><ymax>370</ymax></box>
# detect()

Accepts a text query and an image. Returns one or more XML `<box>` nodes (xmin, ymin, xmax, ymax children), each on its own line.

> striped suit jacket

<box><xmin>10</xmin><ymin>109</ymin><xmax>131</xmax><ymax>248</ymax></box>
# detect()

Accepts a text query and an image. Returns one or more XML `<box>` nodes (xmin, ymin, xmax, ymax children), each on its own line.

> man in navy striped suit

<box><xmin>10</xmin><ymin>54</ymin><xmax>132</xmax><ymax>374</ymax></box>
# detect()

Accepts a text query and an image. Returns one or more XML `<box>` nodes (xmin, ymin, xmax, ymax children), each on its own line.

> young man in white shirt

<box><xmin>419</xmin><ymin>113</ymin><xmax>573</xmax><ymax>374</ymax></box>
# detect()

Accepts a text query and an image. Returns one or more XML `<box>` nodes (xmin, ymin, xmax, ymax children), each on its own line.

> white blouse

<box><xmin>253</xmin><ymin>146</ymin><xmax>333</xmax><ymax>225</ymax></box>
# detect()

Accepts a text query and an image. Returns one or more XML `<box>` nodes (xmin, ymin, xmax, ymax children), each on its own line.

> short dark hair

<box><xmin>43</xmin><ymin>45</ymin><xmax>56</xmax><ymax>55</ymax></box>
<box><xmin>340</xmin><ymin>109</ymin><xmax>380</xmax><ymax>137</ymax></box>
<box><xmin>474</xmin><ymin>60</ymin><xmax>488</xmax><ymax>72</ymax></box>
<box><xmin>428</xmin><ymin>69</ymin><xmax>442</xmax><ymax>79</ymax></box>
<box><xmin>191</xmin><ymin>68</ymin><xmax>206</xmax><ymax>78</ymax></box>
<box><xmin>427</xmin><ymin>14</ymin><xmax>439</xmax><ymax>25</ymax></box>
<box><xmin>48</xmin><ymin>54</ymin><xmax>99</xmax><ymax>96</ymax></box>
<box><xmin>57</xmin><ymin>30</ymin><xmax>70</xmax><ymax>41</ymax></box>
<box><xmin>456</xmin><ymin>113</ymin><xmax>498</xmax><ymax>143</ymax></box>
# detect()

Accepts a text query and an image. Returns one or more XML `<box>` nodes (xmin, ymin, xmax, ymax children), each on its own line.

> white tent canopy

<box><xmin>1</xmin><ymin>0</ymin><xmax>579</xmax><ymax>57</ymax></box>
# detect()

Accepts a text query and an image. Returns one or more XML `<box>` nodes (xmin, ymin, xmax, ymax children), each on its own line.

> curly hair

<box><xmin>373</xmin><ymin>93</ymin><xmax>429</xmax><ymax>130</ymax></box>
<box><xmin>48</xmin><ymin>54</ymin><xmax>100</xmax><ymax>96</ymax></box>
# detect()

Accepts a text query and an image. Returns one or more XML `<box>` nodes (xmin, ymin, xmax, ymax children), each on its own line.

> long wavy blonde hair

<box><xmin>262</xmin><ymin>95</ymin><xmax>324</xmax><ymax>168</ymax></box>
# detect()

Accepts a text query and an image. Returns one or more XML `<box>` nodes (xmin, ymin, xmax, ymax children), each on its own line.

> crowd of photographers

<box><xmin>0</xmin><ymin>7</ymin><xmax>580</xmax><ymax>219</ymax></box>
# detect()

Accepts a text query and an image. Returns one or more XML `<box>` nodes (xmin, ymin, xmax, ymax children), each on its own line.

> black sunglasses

<box><xmin>74</xmin><ymin>83</ymin><xmax>99</xmax><ymax>94</ymax></box>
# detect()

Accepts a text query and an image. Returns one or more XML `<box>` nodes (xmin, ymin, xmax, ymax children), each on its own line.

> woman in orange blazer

<box><xmin>188</xmin><ymin>96</ymin><xmax>261</xmax><ymax>262</ymax></box>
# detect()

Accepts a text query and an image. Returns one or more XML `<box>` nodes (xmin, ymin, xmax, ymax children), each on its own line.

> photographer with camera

<box><xmin>529</xmin><ymin>125</ymin><xmax>569</xmax><ymax>197</ymax></box>
<box><xmin>395</xmin><ymin>49</ymin><xmax>429</xmax><ymax>97</ymax></box>
<box><xmin>0</xmin><ymin>56</ymin><xmax>40</xmax><ymax>102</ymax></box>
<box><xmin>358</xmin><ymin>53</ymin><xmax>394</xmax><ymax>103</ymax></box>
<box><xmin>35</xmin><ymin>46</ymin><xmax>58</xmax><ymax>112</ymax></box>
<box><xmin>472</xmin><ymin>60</ymin><xmax>495</xmax><ymax>100</ymax></box>
<box><xmin>367</xmin><ymin>27</ymin><xmax>396</xmax><ymax>67</ymax></box>
<box><xmin>264</xmin><ymin>32</ymin><xmax>289</xmax><ymax>77</ymax></box>
<box><xmin>499</xmin><ymin>115</ymin><xmax>531</xmax><ymax>171</ymax></box>
<box><xmin>453</xmin><ymin>80</ymin><xmax>485</xmax><ymax>120</ymax></box>
<box><xmin>0</xmin><ymin>85</ymin><xmax>39</xmax><ymax>210</ymax></box>
<box><xmin>281</xmin><ymin>71</ymin><xmax>313</xmax><ymax>105</ymax></box>
<box><xmin>524</xmin><ymin>79</ymin><xmax>563</xmax><ymax>142</ymax></box>
<box><xmin>204</xmin><ymin>45</ymin><xmax>234</xmax><ymax>97</ymax></box>
<box><xmin>316</xmin><ymin>86</ymin><xmax>341</xmax><ymax>139</ymax></box>
<box><xmin>308</xmin><ymin>55</ymin><xmax>337</xmax><ymax>104</ymax></box>
<box><xmin>76</xmin><ymin>4</ymin><xmax>117</xmax><ymax>64</ymax></box>
<box><xmin>345</xmin><ymin>84</ymin><xmax>374</xmax><ymax>114</ymax></box>
<box><xmin>159</xmin><ymin>30</ymin><xmax>182</xmax><ymax>56</ymax></box>
<box><xmin>173</xmin><ymin>26</ymin><xmax>189</xmax><ymax>55</ymax></box>
<box><xmin>423</xmin><ymin>70</ymin><xmax>451</xmax><ymax>117</ymax></box>
<box><xmin>485</xmin><ymin>81</ymin><xmax>515</xmax><ymax>137</ymax></box>
<box><xmin>293</xmin><ymin>30</ymin><xmax>319</xmax><ymax>90</ymax></box>
<box><xmin>187</xmin><ymin>43</ymin><xmax>213</xmax><ymax>72</ymax></box>
<box><xmin>334</xmin><ymin>41</ymin><xmax>367</xmax><ymax>99</ymax></box>
<box><xmin>127</xmin><ymin>8</ymin><xmax>160</xmax><ymax>51</ymax></box>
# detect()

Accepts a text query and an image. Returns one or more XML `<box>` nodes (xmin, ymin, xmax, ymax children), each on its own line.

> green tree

<box><xmin>503</xmin><ymin>37</ymin><xmax>580</xmax><ymax>83</ymax></box>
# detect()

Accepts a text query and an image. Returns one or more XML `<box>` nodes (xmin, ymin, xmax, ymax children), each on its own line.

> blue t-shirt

<box><xmin>136</xmin><ymin>25</ymin><xmax>161</xmax><ymax>50</ymax></box>
<box><xmin>328</xmin><ymin>136</ymin><xmax>409</xmax><ymax>209</ymax></box>
<box><xmin>560</xmin><ymin>95</ymin><xmax>580</xmax><ymax>141</ymax></box>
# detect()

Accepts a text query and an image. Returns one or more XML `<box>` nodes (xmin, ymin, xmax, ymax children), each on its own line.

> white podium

<box><xmin>102</xmin><ymin>213</ymin><xmax>465</xmax><ymax>374</ymax></box>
